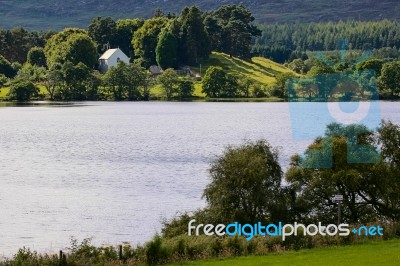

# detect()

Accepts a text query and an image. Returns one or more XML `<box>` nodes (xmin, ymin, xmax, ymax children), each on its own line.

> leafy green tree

<box><xmin>44</xmin><ymin>28</ymin><xmax>87</xmax><ymax>67</ymax></box>
<box><xmin>177</xmin><ymin>78</ymin><xmax>194</xmax><ymax>98</ymax></box>
<box><xmin>307</xmin><ymin>60</ymin><xmax>335</xmax><ymax>77</ymax></box>
<box><xmin>356</xmin><ymin>58</ymin><xmax>384</xmax><ymax>76</ymax></box>
<box><xmin>210</xmin><ymin>5</ymin><xmax>261</xmax><ymax>58</ymax></box>
<box><xmin>0</xmin><ymin>54</ymin><xmax>16</xmax><ymax>78</ymax></box>
<box><xmin>115</xmin><ymin>18</ymin><xmax>144</xmax><ymax>57</ymax></box>
<box><xmin>275</xmin><ymin>72</ymin><xmax>296</xmax><ymax>98</ymax></box>
<box><xmin>88</xmin><ymin>17</ymin><xmax>117</xmax><ymax>53</ymax></box>
<box><xmin>179</xmin><ymin>6</ymin><xmax>210</xmax><ymax>65</ymax></box>
<box><xmin>27</xmin><ymin>47</ymin><xmax>46</xmax><ymax>67</ymax></box>
<box><xmin>288</xmin><ymin>59</ymin><xmax>307</xmax><ymax>74</ymax></box>
<box><xmin>379</xmin><ymin>61</ymin><xmax>400</xmax><ymax>97</ymax></box>
<box><xmin>63</xmin><ymin>62</ymin><xmax>91</xmax><ymax>100</ymax></box>
<box><xmin>16</xmin><ymin>63</ymin><xmax>46</xmax><ymax>83</ymax></box>
<box><xmin>157</xmin><ymin>68</ymin><xmax>179</xmax><ymax>100</ymax></box>
<box><xmin>125</xmin><ymin>63</ymin><xmax>147</xmax><ymax>100</ymax></box>
<box><xmin>8</xmin><ymin>79</ymin><xmax>39</xmax><ymax>101</ymax></box>
<box><xmin>201</xmin><ymin>66</ymin><xmax>227</xmax><ymax>98</ymax></box>
<box><xmin>44</xmin><ymin>64</ymin><xmax>64</xmax><ymax>100</ymax></box>
<box><xmin>0</xmin><ymin>74</ymin><xmax>8</xmax><ymax>87</ymax></box>
<box><xmin>132</xmin><ymin>17</ymin><xmax>169</xmax><ymax>67</ymax></box>
<box><xmin>45</xmin><ymin>28</ymin><xmax>97</xmax><ymax>68</ymax></box>
<box><xmin>156</xmin><ymin>29</ymin><xmax>178</xmax><ymax>69</ymax></box>
<box><xmin>64</xmin><ymin>34</ymin><xmax>97</xmax><ymax>68</ymax></box>
<box><xmin>286</xmin><ymin>122</ymin><xmax>400</xmax><ymax>224</ymax></box>
<box><xmin>103</xmin><ymin>61</ymin><xmax>147</xmax><ymax>100</ymax></box>
<box><xmin>203</xmin><ymin>140</ymin><xmax>282</xmax><ymax>224</ymax></box>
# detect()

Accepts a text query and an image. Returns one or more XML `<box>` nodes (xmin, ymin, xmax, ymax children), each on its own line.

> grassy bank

<box><xmin>169</xmin><ymin>239</ymin><xmax>400</xmax><ymax>266</ymax></box>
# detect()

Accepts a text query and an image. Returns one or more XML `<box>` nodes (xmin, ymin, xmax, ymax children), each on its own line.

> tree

<box><xmin>157</xmin><ymin>32</ymin><xmax>176</xmax><ymax>69</ymax></box>
<box><xmin>0</xmin><ymin>54</ymin><xmax>16</xmax><ymax>78</ymax></box>
<box><xmin>7</xmin><ymin>79</ymin><xmax>39</xmax><ymax>101</ymax></box>
<box><xmin>177</xmin><ymin>78</ymin><xmax>194</xmax><ymax>98</ymax></box>
<box><xmin>179</xmin><ymin>6</ymin><xmax>211</xmax><ymax>65</ymax></box>
<box><xmin>202</xmin><ymin>66</ymin><xmax>237</xmax><ymax>98</ymax></box>
<box><xmin>44</xmin><ymin>28</ymin><xmax>86</xmax><ymax>67</ymax></box>
<box><xmin>132</xmin><ymin>17</ymin><xmax>169</xmax><ymax>67</ymax></box>
<box><xmin>15</xmin><ymin>63</ymin><xmax>46</xmax><ymax>83</ymax></box>
<box><xmin>356</xmin><ymin>58</ymin><xmax>384</xmax><ymax>76</ymax></box>
<box><xmin>63</xmin><ymin>33</ymin><xmax>98</xmax><ymax>68</ymax></box>
<box><xmin>88</xmin><ymin>17</ymin><xmax>117</xmax><ymax>53</ymax></box>
<box><xmin>156</xmin><ymin>29</ymin><xmax>178</xmax><ymax>69</ymax></box>
<box><xmin>157</xmin><ymin>68</ymin><xmax>179</xmax><ymax>100</ymax></box>
<box><xmin>44</xmin><ymin>28</ymin><xmax>97</xmax><ymax>68</ymax></box>
<box><xmin>103</xmin><ymin>61</ymin><xmax>147</xmax><ymax>100</ymax></box>
<box><xmin>275</xmin><ymin>72</ymin><xmax>296</xmax><ymax>98</ymax></box>
<box><xmin>285</xmin><ymin>122</ymin><xmax>400</xmax><ymax>224</ymax></box>
<box><xmin>0</xmin><ymin>74</ymin><xmax>8</xmax><ymax>87</ymax></box>
<box><xmin>44</xmin><ymin>64</ymin><xmax>64</xmax><ymax>100</ymax></box>
<box><xmin>115</xmin><ymin>19</ymin><xmax>144</xmax><ymax>56</ymax></box>
<box><xmin>379</xmin><ymin>61</ymin><xmax>400</xmax><ymax>97</ymax></box>
<box><xmin>63</xmin><ymin>62</ymin><xmax>91</xmax><ymax>100</ymax></box>
<box><xmin>126</xmin><ymin>63</ymin><xmax>147</xmax><ymax>100</ymax></box>
<box><xmin>203</xmin><ymin>140</ymin><xmax>282</xmax><ymax>224</ymax></box>
<box><xmin>27</xmin><ymin>47</ymin><xmax>46</xmax><ymax>67</ymax></box>
<box><xmin>209</xmin><ymin>5</ymin><xmax>261</xmax><ymax>58</ymax></box>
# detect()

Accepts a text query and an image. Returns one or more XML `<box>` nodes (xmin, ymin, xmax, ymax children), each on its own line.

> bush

<box><xmin>7</xmin><ymin>79</ymin><xmax>39</xmax><ymax>101</ymax></box>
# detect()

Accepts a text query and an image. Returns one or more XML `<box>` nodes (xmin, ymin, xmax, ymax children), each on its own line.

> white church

<box><xmin>98</xmin><ymin>48</ymin><xmax>130</xmax><ymax>72</ymax></box>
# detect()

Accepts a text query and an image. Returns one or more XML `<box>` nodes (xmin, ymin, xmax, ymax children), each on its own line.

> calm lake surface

<box><xmin>0</xmin><ymin>101</ymin><xmax>398</xmax><ymax>254</ymax></box>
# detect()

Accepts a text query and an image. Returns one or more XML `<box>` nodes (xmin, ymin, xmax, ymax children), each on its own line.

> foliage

<box><xmin>0</xmin><ymin>27</ymin><xmax>54</xmax><ymax>63</ymax></box>
<box><xmin>203</xmin><ymin>140</ymin><xmax>282</xmax><ymax>224</ymax></box>
<box><xmin>132</xmin><ymin>17</ymin><xmax>169</xmax><ymax>67</ymax></box>
<box><xmin>156</xmin><ymin>29</ymin><xmax>178</xmax><ymax>69</ymax></box>
<box><xmin>0</xmin><ymin>73</ymin><xmax>8</xmax><ymax>87</ymax></box>
<box><xmin>103</xmin><ymin>61</ymin><xmax>147</xmax><ymax>100</ymax></box>
<box><xmin>157</xmin><ymin>68</ymin><xmax>179</xmax><ymax>100</ymax></box>
<box><xmin>179</xmin><ymin>6</ymin><xmax>211</xmax><ymax>65</ymax></box>
<box><xmin>44</xmin><ymin>28</ymin><xmax>97</xmax><ymax>68</ymax></box>
<box><xmin>88</xmin><ymin>16</ymin><xmax>117</xmax><ymax>53</ymax></box>
<box><xmin>206</xmin><ymin>5</ymin><xmax>261</xmax><ymax>58</ymax></box>
<box><xmin>286</xmin><ymin>122</ymin><xmax>400</xmax><ymax>224</ymax></box>
<box><xmin>379</xmin><ymin>61</ymin><xmax>400</xmax><ymax>97</ymax></box>
<box><xmin>275</xmin><ymin>72</ymin><xmax>296</xmax><ymax>98</ymax></box>
<box><xmin>177</xmin><ymin>78</ymin><xmax>195</xmax><ymax>98</ymax></box>
<box><xmin>255</xmin><ymin>20</ymin><xmax>400</xmax><ymax>62</ymax></box>
<box><xmin>0</xmin><ymin>54</ymin><xmax>16</xmax><ymax>78</ymax></box>
<box><xmin>115</xmin><ymin>18</ymin><xmax>144</xmax><ymax>57</ymax></box>
<box><xmin>201</xmin><ymin>66</ymin><xmax>241</xmax><ymax>98</ymax></box>
<box><xmin>26</xmin><ymin>47</ymin><xmax>46</xmax><ymax>67</ymax></box>
<box><xmin>7</xmin><ymin>79</ymin><xmax>39</xmax><ymax>101</ymax></box>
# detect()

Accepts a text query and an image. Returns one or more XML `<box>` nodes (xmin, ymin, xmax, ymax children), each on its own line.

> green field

<box><xmin>193</xmin><ymin>52</ymin><xmax>296</xmax><ymax>87</ymax></box>
<box><xmin>140</xmin><ymin>52</ymin><xmax>295</xmax><ymax>99</ymax></box>
<box><xmin>170</xmin><ymin>240</ymin><xmax>400</xmax><ymax>266</ymax></box>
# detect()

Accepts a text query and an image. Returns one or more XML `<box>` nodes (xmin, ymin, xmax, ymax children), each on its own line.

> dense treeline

<box><xmin>253</xmin><ymin>20</ymin><xmax>400</xmax><ymax>63</ymax></box>
<box><xmin>0</xmin><ymin>28</ymin><xmax>55</xmax><ymax>63</ymax></box>
<box><xmin>2</xmin><ymin>5</ymin><xmax>400</xmax><ymax>101</ymax></box>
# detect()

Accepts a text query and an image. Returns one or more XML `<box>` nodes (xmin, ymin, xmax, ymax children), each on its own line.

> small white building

<box><xmin>98</xmin><ymin>48</ymin><xmax>129</xmax><ymax>72</ymax></box>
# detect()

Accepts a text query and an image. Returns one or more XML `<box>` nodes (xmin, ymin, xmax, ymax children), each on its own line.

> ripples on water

<box><xmin>0</xmin><ymin>101</ymin><xmax>398</xmax><ymax>254</ymax></box>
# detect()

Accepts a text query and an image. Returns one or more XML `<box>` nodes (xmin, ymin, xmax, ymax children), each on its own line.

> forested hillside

<box><xmin>1</xmin><ymin>0</ymin><xmax>400</xmax><ymax>29</ymax></box>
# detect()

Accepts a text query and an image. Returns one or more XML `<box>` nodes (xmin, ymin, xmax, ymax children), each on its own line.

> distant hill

<box><xmin>1</xmin><ymin>0</ymin><xmax>400</xmax><ymax>30</ymax></box>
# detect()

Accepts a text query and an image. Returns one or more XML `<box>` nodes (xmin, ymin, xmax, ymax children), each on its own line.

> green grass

<box><xmin>169</xmin><ymin>240</ymin><xmax>400</xmax><ymax>266</ymax></box>
<box><xmin>151</xmin><ymin>52</ymin><xmax>294</xmax><ymax>100</ymax></box>
<box><xmin>193</xmin><ymin>52</ymin><xmax>297</xmax><ymax>87</ymax></box>
<box><xmin>0</xmin><ymin>87</ymin><xmax>9</xmax><ymax>100</ymax></box>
